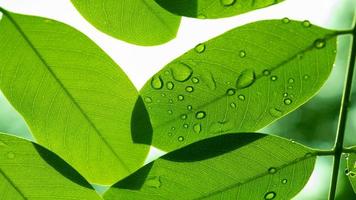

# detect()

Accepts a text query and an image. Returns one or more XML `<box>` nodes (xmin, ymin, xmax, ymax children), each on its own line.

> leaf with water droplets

<box><xmin>346</xmin><ymin>147</ymin><xmax>356</xmax><ymax>194</ymax></box>
<box><xmin>140</xmin><ymin>19</ymin><xmax>342</xmax><ymax>152</ymax></box>
<box><xmin>104</xmin><ymin>133</ymin><xmax>316</xmax><ymax>199</ymax></box>
<box><xmin>0</xmin><ymin>9</ymin><xmax>149</xmax><ymax>185</ymax></box>
<box><xmin>71</xmin><ymin>0</ymin><xmax>181</xmax><ymax>46</ymax></box>
<box><xmin>0</xmin><ymin>133</ymin><xmax>101</xmax><ymax>199</ymax></box>
<box><xmin>155</xmin><ymin>0</ymin><xmax>284</xmax><ymax>19</ymax></box>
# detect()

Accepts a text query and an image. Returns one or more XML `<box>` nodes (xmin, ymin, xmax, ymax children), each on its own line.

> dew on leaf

<box><xmin>196</xmin><ymin>111</ymin><xmax>206</xmax><ymax>119</ymax></box>
<box><xmin>146</xmin><ymin>176</ymin><xmax>161</xmax><ymax>188</ymax></box>
<box><xmin>183</xmin><ymin>124</ymin><xmax>189</xmax><ymax>128</ymax></box>
<box><xmin>288</xmin><ymin>86</ymin><xmax>293</xmax><ymax>89</ymax></box>
<box><xmin>169</xmin><ymin>99</ymin><xmax>173</xmax><ymax>104</ymax></box>
<box><xmin>171</xmin><ymin>127</ymin><xmax>176</xmax><ymax>131</ymax></box>
<box><xmin>193</xmin><ymin>124</ymin><xmax>202</xmax><ymax>133</ymax></box>
<box><xmin>288</xmin><ymin>78</ymin><xmax>294</xmax><ymax>83</ymax></box>
<box><xmin>264</xmin><ymin>191</ymin><xmax>276</xmax><ymax>200</ymax></box>
<box><xmin>282</xmin><ymin>17</ymin><xmax>290</xmax><ymax>23</ymax></box>
<box><xmin>238</xmin><ymin>95</ymin><xmax>245</xmax><ymax>101</ymax></box>
<box><xmin>239</xmin><ymin>50</ymin><xmax>246</xmax><ymax>58</ymax></box>
<box><xmin>180</xmin><ymin>114</ymin><xmax>187</xmax><ymax>120</ymax></box>
<box><xmin>263</xmin><ymin>70</ymin><xmax>271</xmax><ymax>76</ymax></box>
<box><xmin>178</xmin><ymin>95</ymin><xmax>184</xmax><ymax>101</ymax></box>
<box><xmin>144</xmin><ymin>97</ymin><xmax>152</xmax><ymax>103</ymax></box>
<box><xmin>314</xmin><ymin>39</ymin><xmax>326</xmax><ymax>49</ymax></box>
<box><xmin>198</xmin><ymin>14</ymin><xmax>207</xmax><ymax>19</ymax></box>
<box><xmin>269</xmin><ymin>108</ymin><xmax>283</xmax><ymax>117</ymax></box>
<box><xmin>166</xmin><ymin>81</ymin><xmax>174</xmax><ymax>90</ymax></box>
<box><xmin>170</xmin><ymin>63</ymin><xmax>193</xmax><ymax>82</ymax></box>
<box><xmin>302</xmin><ymin>20</ymin><xmax>311</xmax><ymax>27</ymax></box>
<box><xmin>167</xmin><ymin>132</ymin><xmax>173</xmax><ymax>136</ymax></box>
<box><xmin>7</xmin><ymin>152</ymin><xmax>15</xmax><ymax>159</ymax></box>
<box><xmin>161</xmin><ymin>93</ymin><xmax>166</xmax><ymax>97</ymax></box>
<box><xmin>268</xmin><ymin>167</ymin><xmax>277</xmax><ymax>174</ymax></box>
<box><xmin>284</xmin><ymin>98</ymin><xmax>292</xmax><ymax>105</ymax></box>
<box><xmin>195</xmin><ymin>43</ymin><xmax>206</xmax><ymax>53</ymax></box>
<box><xmin>178</xmin><ymin>136</ymin><xmax>185</xmax><ymax>142</ymax></box>
<box><xmin>236</xmin><ymin>69</ymin><xmax>256</xmax><ymax>89</ymax></box>
<box><xmin>221</xmin><ymin>0</ymin><xmax>235</xmax><ymax>6</ymax></box>
<box><xmin>281</xmin><ymin>179</ymin><xmax>288</xmax><ymax>184</ymax></box>
<box><xmin>192</xmin><ymin>77</ymin><xmax>199</xmax><ymax>84</ymax></box>
<box><xmin>271</xmin><ymin>76</ymin><xmax>278</xmax><ymax>81</ymax></box>
<box><xmin>185</xmin><ymin>86</ymin><xmax>194</xmax><ymax>93</ymax></box>
<box><xmin>230</xmin><ymin>102</ymin><xmax>237</xmax><ymax>108</ymax></box>
<box><xmin>283</xmin><ymin>93</ymin><xmax>288</xmax><ymax>97</ymax></box>
<box><xmin>151</xmin><ymin>75</ymin><xmax>163</xmax><ymax>89</ymax></box>
<box><xmin>303</xmin><ymin>75</ymin><xmax>310</xmax><ymax>80</ymax></box>
<box><xmin>187</xmin><ymin>105</ymin><xmax>193</xmax><ymax>111</ymax></box>
<box><xmin>226</xmin><ymin>88</ymin><xmax>236</xmax><ymax>96</ymax></box>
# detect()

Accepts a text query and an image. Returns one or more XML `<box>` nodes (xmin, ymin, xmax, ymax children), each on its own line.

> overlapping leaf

<box><xmin>0</xmin><ymin>9</ymin><xmax>149</xmax><ymax>185</ymax></box>
<box><xmin>139</xmin><ymin>19</ymin><xmax>342</xmax><ymax>152</ymax></box>
<box><xmin>104</xmin><ymin>133</ymin><xmax>316</xmax><ymax>199</ymax></box>
<box><xmin>70</xmin><ymin>0</ymin><xmax>181</xmax><ymax>46</ymax></box>
<box><xmin>0</xmin><ymin>133</ymin><xmax>101</xmax><ymax>199</ymax></box>
<box><xmin>155</xmin><ymin>0</ymin><xmax>284</xmax><ymax>19</ymax></box>
<box><xmin>346</xmin><ymin>147</ymin><xmax>356</xmax><ymax>193</ymax></box>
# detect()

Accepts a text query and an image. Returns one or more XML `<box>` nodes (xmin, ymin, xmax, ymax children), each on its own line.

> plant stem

<box><xmin>328</xmin><ymin>25</ymin><xmax>356</xmax><ymax>199</ymax></box>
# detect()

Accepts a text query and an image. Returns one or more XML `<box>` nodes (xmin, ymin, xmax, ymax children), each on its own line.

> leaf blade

<box><xmin>346</xmin><ymin>147</ymin><xmax>356</xmax><ymax>193</ymax></box>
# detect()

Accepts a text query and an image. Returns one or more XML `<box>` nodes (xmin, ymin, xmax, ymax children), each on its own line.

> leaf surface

<box><xmin>155</xmin><ymin>0</ymin><xmax>284</xmax><ymax>19</ymax></box>
<box><xmin>0</xmin><ymin>9</ymin><xmax>149</xmax><ymax>185</ymax></box>
<box><xmin>70</xmin><ymin>0</ymin><xmax>181</xmax><ymax>46</ymax></box>
<box><xmin>104</xmin><ymin>133</ymin><xmax>316</xmax><ymax>199</ymax></box>
<box><xmin>346</xmin><ymin>147</ymin><xmax>356</xmax><ymax>193</ymax></box>
<box><xmin>139</xmin><ymin>19</ymin><xmax>340</xmax><ymax>152</ymax></box>
<box><xmin>0</xmin><ymin>133</ymin><xmax>101</xmax><ymax>200</ymax></box>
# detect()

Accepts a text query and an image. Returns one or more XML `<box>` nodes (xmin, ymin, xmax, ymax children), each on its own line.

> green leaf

<box><xmin>155</xmin><ymin>0</ymin><xmax>284</xmax><ymax>19</ymax></box>
<box><xmin>103</xmin><ymin>133</ymin><xmax>316</xmax><ymax>199</ymax></box>
<box><xmin>140</xmin><ymin>19</ymin><xmax>341</xmax><ymax>152</ymax></box>
<box><xmin>346</xmin><ymin>147</ymin><xmax>356</xmax><ymax>193</ymax></box>
<box><xmin>0</xmin><ymin>9</ymin><xmax>149</xmax><ymax>185</ymax></box>
<box><xmin>70</xmin><ymin>0</ymin><xmax>181</xmax><ymax>46</ymax></box>
<box><xmin>0</xmin><ymin>133</ymin><xmax>101</xmax><ymax>199</ymax></box>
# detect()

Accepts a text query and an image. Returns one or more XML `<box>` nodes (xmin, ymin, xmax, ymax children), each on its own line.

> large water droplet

<box><xmin>151</xmin><ymin>76</ymin><xmax>163</xmax><ymax>89</ymax></box>
<box><xmin>178</xmin><ymin>95</ymin><xmax>184</xmax><ymax>101</ymax></box>
<box><xmin>146</xmin><ymin>176</ymin><xmax>161</xmax><ymax>188</ymax></box>
<box><xmin>178</xmin><ymin>136</ymin><xmax>185</xmax><ymax>142</ymax></box>
<box><xmin>238</xmin><ymin>95</ymin><xmax>245</xmax><ymax>101</ymax></box>
<box><xmin>269</xmin><ymin>108</ymin><xmax>283</xmax><ymax>117</ymax></box>
<box><xmin>264</xmin><ymin>191</ymin><xmax>276</xmax><ymax>200</ymax></box>
<box><xmin>171</xmin><ymin>63</ymin><xmax>193</xmax><ymax>82</ymax></box>
<box><xmin>236</xmin><ymin>69</ymin><xmax>256</xmax><ymax>89</ymax></box>
<box><xmin>166</xmin><ymin>82</ymin><xmax>174</xmax><ymax>90</ymax></box>
<box><xmin>239</xmin><ymin>50</ymin><xmax>246</xmax><ymax>58</ymax></box>
<box><xmin>195</xmin><ymin>43</ymin><xmax>206</xmax><ymax>53</ymax></box>
<box><xmin>7</xmin><ymin>152</ymin><xmax>15</xmax><ymax>159</ymax></box>
<box><xmin>226</xmin><ymin>88</ymin><xmax>236</xmax><ymax>96</ymax></box>
<box><xmin>185</xmin><ymin>86</ymin><xmax>194</xmax><ymax>93</ymax></box>
<box><xmin>284</xmin><ymin>98</ymin><xmax>292</xmax><ymax>105</ymax></box>
<box><xmin>196</xmin><ymin>111</ymin><xmax>206</xmax><ymax>119</ymax></box>
<box><xmin>193</xmin><ymin>124</ymin><xmax>202</xmax><ymax>133</ymax></box>
<box><xmin>302</xmin><ymin>20</ymin><xmax>311</xmax><ymax>27</ymax></box>
<box><xmin>221</xmin><ymin>0</ymin><xmax>235</xmax><ymax>6</ymax></box>
<box><xmin>314</xmin><ymin>39</ymin><xmax>326</xmax><ymax>49</ymax></box>
<box><xmin>282</xmin><ymin>17</ymin><xmax>290</xmax><ymax>23</ymax></box>
<box><xmin>268</xmin><ymin>167</ymin><xmax>277</xmax><ymax>174</ymax></box>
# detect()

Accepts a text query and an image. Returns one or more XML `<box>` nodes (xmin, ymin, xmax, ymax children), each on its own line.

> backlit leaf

<box><xmin>346</xmin><ymin>147</ymin><xmax>356</xmax><ymax>193</ymax></box>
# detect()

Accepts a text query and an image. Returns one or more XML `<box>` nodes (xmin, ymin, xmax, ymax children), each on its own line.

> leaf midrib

<box><xmin>1</xmin><ymin>9</ymin><xmax>131</xmax><ymax>174</ymax></box>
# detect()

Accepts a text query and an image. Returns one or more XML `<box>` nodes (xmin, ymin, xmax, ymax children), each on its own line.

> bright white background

<box><xmin>0</xmin><ymin>0</ymin><xmax>355</xmax><ymax>199</ymax></box>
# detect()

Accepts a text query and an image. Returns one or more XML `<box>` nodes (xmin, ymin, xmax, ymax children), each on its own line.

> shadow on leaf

<box><xmin>131</xmin><ymin>96</ymin><xmax>153</xmax><ymax>145</ymax></box>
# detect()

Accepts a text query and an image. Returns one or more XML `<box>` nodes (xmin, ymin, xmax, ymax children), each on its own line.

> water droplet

<box><xmin>282</xmin><ymin>17</ymin><xmax>290</xmax><ymax>23</ymax></box>
<box><xmin>166</xmin><ymin>81</ymin><xmax>174</xmax><ymax>90</ymax></box>
<box><xmin>183</xmin><ymin>124</ymin><xmax>189</xmax><ymax>128</ymax></box>
<box><xmin>283</xmin><ymin>93</ymin><xmax>288</xmax><ymax>97</ymax></box>
<box><xmin>269</xmin><ymin>108</ymin><xmax>283</xmax><ymax>117</ymax></box>
<box><xmin>263</xmin><ymin>70</ymin><xmax>271</xmax><ymax>76</ymax></box>
<box><xmin>226</xmin><ymin>88</ymin><xmax>236</xmax><ymax>96</ymax></box>
<box><xmin>197</xmin><ymin>14</ymin><xmax>206</xmax><ymax>19</ymax></box>
<box><xmin>288</xmin><ymin>86</ymin><xmax>293</xmax><ymax>89</ymax></box>
<box><xmin>180</xmin><ymin>114</ymin><xmax>187</xmax><ymax>120</ymax></box>
<box><xmin>238</xmin><ymin>95</ymin><xmax>245</xmax><ymax>101</ymax></box>
<box><xmin>290</xmin><ymin>139</ymin><xmax>296</xmax><ymax>144</ymax></box>
<box><xmin>281</xmin><ymin>179</ymin><xmax>288</xmax><ymax>184</ymax></box>
<box><xmin>167</xmin><ymin>110</ymin><xmax>173</xmax><ymax>114</ymax></box>
<box><xmin>185</xmin><ymin>86</ymin><xmax>194</xmax><ymax>93</ymax></box>
<box><xmin>187</xmin><ymin>105</ymin><xmax>193</xmax><ymax>111</ymax></box>
<box><xmin>221</xmin><ymin>0</ymin><xmax>235</xmax><ymax>6</ymax></box>
<box><xmin>170</xmin><ymin>63</ymin><xmax>193</xmax><ymax>82</ymax></box>
<box><xmin>230</xmin><ymin>102</ymin><xmax>237</xmax><ymax>108</ymax></box>
<box><xmin>146</xmin><ymin>176</ymin><xmax>161</xmax><ymax>188</ymax></box>
<box><xmin>195</xmin><ymin>43</ymin><xmax>206</xmax><ymax>53</ymax></box>
<box><xmin>178</xmin><ymin>136</ymin><xmax>185</xmax><ymax>142</ymax></box>
<box><xmin>151</xmin><ymin>76</ymin><xmax>163</xmax><ymax>89</ymax></box>
<box><xmin>196</xmin><ymin>111</ymin><xmax>206</xmax><ymax>119</ymax></box>
<box><xmin>239</xmin><ymin>50</ymin><xmax>246</xmax><ymax>58</ymax></box>
<box><xmin>271</xmin><ymin>76</ymin><xmax>278</xmax><ymax>81</ymax></box>
<box><xmin>314</xmin><ymin>39</ymin><xmax>326</xmax><ymax>49</ymax></box>
<box><xmin>144</xmin><ymin>97</ymin><xmax>152</xmax><ymax>103</ymax></box>
<box><xmin>236</xmin><ymin>69</ymin><xmax>256</xmax><ymax>89</ymax></box>
<box><xmin>264</xmin><ymin>191</ymin><xmax>276</xmax><ymax>200</ymax></box>
<box><xmin>284</xmin><ymin>98</ymin><xmax>292</xmax><ymax>105</ymax></box>
<box><xmin>303</xmin><ymin>75</ymin><xmax>310</xmax><ymax>80</ymax></box>
<box><xmin>268</xmin><ymin>167</ymin><xmax>277</xmax><ymax>174</ymax></box>
<box><xmin>161</xmin><ymin>93</ymin><xmax>166</xmax><ymax>97</ymax></box>
<box><xmin>169</xmin><ymin>99</ymin><xmax>173</xmax><ymax>104</ymax></box>
<box><xmin>7</xmin><ymin>152</ymin><xmax>15</xmax><ymax>159</ymax></box>
<box><xmin>288</xmin><ymin>78</ymin><xmax>294</xmax><ymax>84</ymax></box>
<box><xmin>171</xmin><ymin>127</ymin><xmax>176</xmax><ymax>131</ymax></box>
<box><xmin>178</xmin><ymin>95</ymin><xmax>184</xmax><ymax>101</ymax></box>
<box><xmin>193</xmin><ymin>124</ymin><xmax>202</xmax><ymax>133</ymax></box>
<box><xmin>302</xmin><ymin>20</ymin><xmax>311</xmax><ymax>27</ymax></box>
<box><xmin>167</xmin><ymin>132</ymin><xmax>173</xmax><ymax>136</ymax></box>
<box><xmin>192</xmin><ymin>77</ymin><xmax>199</xmax><ymax>84</ymax></box>
<box><xmin>164</xmin><ymin>70</ymin><xmax>170</xmax><ymax>75</ymax></box>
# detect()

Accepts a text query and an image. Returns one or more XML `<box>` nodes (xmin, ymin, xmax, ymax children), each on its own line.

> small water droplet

<box><xmin>314</xmin><ymin>39</ymin><xmax>326</xmax><ymax>49</ymax></box>
<box><xmin>239</xmin><ymin>50</ymin><xmax>246</xmax><ymax>58</ymax></box>
<box><xmin>195</xmin><ymin>43</ymin><xmax>206</xmax><ymax>53</ymax></box>
<box><xmin>290</xmin><ymin>139</ymin><xmax>295</xmax><ymax>144</ymax></box>
<box><xmin>164</xmin><ymin>70</ymin><xmax>170</xmax><ymax>75</ymax></box>
<box><xmin>178</xmin><ymin>95</ymin><xmax>184</xmax><ymax>101</ymax></box>
<box><xmin>178</xmin><ymin>136</ymin><xmax>185</xmax><ymax>142</ymax></box>
<box><xmin>238</xmin><ymin>95</ymin><xmax>245</xmax><ymax>101</ymax></box>
<box><xmin>288</xmin><ymin>86</ymin><xmax>293</xmax><ymax>89</ymax></box>
<box><xmin>166</xmin><ymin>81</ymin><xmax>174</xmax><ymax>90</ymax></box>
<box><xmin>7</xmin><ymin>152</ymin><xmax>15</xmax><ymax>159</ymax></box>
<box><xmin>167</xmin><ymin>132</ymin><xmax>173</xmax><ymax>136</ymax></box>
<box><xmin>303</xmin><ymin>75</ymin><xmax>310</xmax><ymax>80</ymax></box>
<box><xmin>146</xmin><ymin>176</ymin><xmax>161</xmax><ymax>188</ymax></box>
<box><xmin>169</xmin><ymin>99</ymin><xmax>173</xmax><ymax>104</ymax></box>
<box><xmin>183</xmin><ymin>124</ymin><xmax>189</xmax><ymax>128</ymax></box>
<box><xmin>236</xmin><ymin>69</ymin><xmax>256</xmax><ymax>89</ymax></box>
<box><xmin>282</xmin><ymin>17</ymin><xmax>290</xmax><ymax>23</ymax></box>
<box><xmin>230</xmin><ymin>102</ymin><xmax>237</xmax><ymax>108</ymax></box>
<box><xmin>268</xmin><ymin>167</ymin><xmax>277</xmax><ymax>174</ymax></box>
<box><xmin>197</xmin><ymin>14</ymin><xmax>206</xmax><ymax>19</ymax></box>
<box><xmin>193</xmin><ymin>124</ymin><xmax>202</xmax><ymax>133</ymax></box>
<box><xmin>281</xmin><ymin>179</ymin><xmax>288</xmax><ymax>184</ymax></box>
<box><xmin>180</xmin><ymin>114</ymin><xmax>187</xmax><ymax>120</ymax></box>
<box><xmin>288</xmin><ymin>78</ymin><xmax>294</xmax><ymax>83</ymax></box>
<box><xmin>185</xmin><ymin>86</ymin><xmax>194</xmax><ymax>93</ymax></box>
<box><xmin>263</xmin><ymin>70</ymin><xmax>271</xmax><ymax>76</ymax></box>
<box><xmin>271</xmin><ymin>76</ymin><xmax>278</xmax><ymax>81</ymax></box>
<box><xmin>196</xmin><ymin>111</ymin><xmax>206</xmax><ymax>119</ymax></box>
<box><xmin>192</xmin><ymin>77</ymin><xmax>199</xmax><ymax>84</ymax></box>
<box><xmin>187</xmin><ymin>105</ymin><xmax>193</xmax><ymax>111</ymax></box>
<box><xmin>221</xmin><ymin>0</ymin><xmax>235</xmax><ymax>6</ymax></box>
<box><xmin>144</xmin><ymin>97</ymin><xmax>152</xmax><ymax>103</ymax></box>
<box><xmin>170</xmin><ymin>63</ymin><xmax>193</xmax><ymax>82</ymax></box>
<box><xmin>284</xmin><ymin>98</ymin><xmax>292</xmax><ymax>105</ymax></box>
<box><xmin>302</xmin><ymin>20</ymin><xmax>311</xmax><ymax>27</ymax></box>
<box><xmin>264</xmin><ymin>191</ymin><xmax>276</xmax><ymax>200</ymax></box>
<box><xmin>283</xmin><ymin>93</ymin><xmax>288</xmax><ymax>97</ymax></box>
<box><xmin>167</xmin><ymin>110</ymin><xmax>173</xmax><ymax>114</ymax></box>
<box><xmin>226</xmin><ymin>88</ymin><xmax>236</xmax><ymax>96</ymax></box>
<box><xmin>171</xmin><ymin>127</ymin><xmax>176</xmax><ymax>131</ymax></box>
<box><xmin>269</xmin><ymin>108</ymin><xmax>283</xmax><ymax>117</ymax></box>
<box><xmin>151</xmin><ymin>76</ymin><xmax>163</xmax><ymax>89</ymax></box>
<box><xmin>161</xmin><ymin>93</ymin><xmax>166</xmax><ymax>97</ymax></box>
